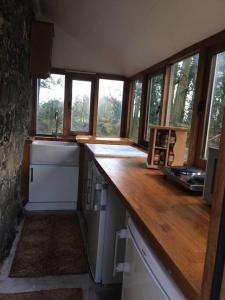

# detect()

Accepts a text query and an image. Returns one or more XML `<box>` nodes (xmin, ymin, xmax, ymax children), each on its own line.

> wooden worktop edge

<box><xmin>94</xmin><ymin>157</ymin><xmax>199</xmax><ymax>300</ymax></box>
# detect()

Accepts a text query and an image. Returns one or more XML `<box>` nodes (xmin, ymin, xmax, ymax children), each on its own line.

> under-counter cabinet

<box><xmin>26</xmin><ymin>141</ymin><xmax>80</xmax><ymax>211</ymax></box>
<box><xmin>121</xmin><ymin>217</ymin><xmax>186</xmax><ymax>300</ymax></box>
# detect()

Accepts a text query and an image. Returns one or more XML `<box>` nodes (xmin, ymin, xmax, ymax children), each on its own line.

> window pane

<box><xmin>129</xmin><ymin>80</ymin><xmax>143</xmax><ymax>142</ymax></box>
<box><xmin>71</xmin><ymin>80</ymin><xmax>92</xmax><ymax>132</ymax></box>
<box><xmin>37</xmin><ymin>74</ymin><xmax>65</xmax><ymax>135</ymax></box>
<box><xmin>96</xmin><ymin>79</ymin><xmax>124</xmax><ymax>137</ymax></box>
<box><xmin>205</xmin><ymin>51</ymin><xmax>225</xmax><ymax>156</ymax></box>
<box><xmin>167</xmin><ymin>54</ymin><xmax>199</xmax><ymax>128</ymax></box>
<box><xmin>167</xmin><ymin>54</ymin><xmax>199</xmax><ymax>161</ymax></box>
<box><xmin>145</xmin><ymin>74</ymin><xmax>163</xmax><ymax>141</ymax></box>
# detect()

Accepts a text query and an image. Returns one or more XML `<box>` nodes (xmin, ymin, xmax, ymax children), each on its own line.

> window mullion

<box><xmin>63</xmin><ymin>74</ymin><xmax>72</xmax><ymax>136</ymax></box>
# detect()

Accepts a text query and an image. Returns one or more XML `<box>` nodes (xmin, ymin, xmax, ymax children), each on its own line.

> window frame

<box><xmin>32</xmin><ymin>70</ymin><xmax>127</xmax><ymax>138</ymax></box>
<box><xmin>94</xmin><ymin>76</ymin><xmax>126</xmax><ymax>138</ymax></box>
<box><xmin>65</xmin><ymin>73</ymin><xmax>96</xmax><ymax>136</ymax></box>
<box><xmin>200</xmin><ymin>44</ymin><xmax>225</xmax><ymax>161</ymax></box>
<box><xmin>143</xmin><ymin>70</ymin><xmax>165</xmax><ymax>144</ymax></box>
<box><xmin>34</xmin><ymin>70</ymin><xmax>66</xmax><ymax>137</ymax></box>
<box><xmin>128</xmin><ymin>78</ymin><xmax>143</xmax><ymax>143</ymax></box>
<box><xmin>128</xmin><ymin>48</ymin><xmax>209</xmax><ymax>167</ymax></box>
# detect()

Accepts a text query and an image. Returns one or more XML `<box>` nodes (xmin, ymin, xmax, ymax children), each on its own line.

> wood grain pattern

<box><xmin>200</xmin><ymin>107</ymin><xmax>225</xmax><ymax>299</ymax></box>
<box><xmin>30</xmin><ymin>21</ymin><xmax>54</xmax><ymax>78</ymax></box>
<box><xmin>187</xmin><ymin>48</ymin><xmax>207</xmax><ymax>167</ymax></box>
<box><xmin>21</xmin><ymin>139</ymin><xmax>31</xmax><ymax>204</ymax></box>
<box><xmin>76</xmin><ymin>135</ymin><xmax>133</xmax><ymax>145</ymax></box>
<box><xmin>95</xmin><ymin>157</ymin><xmax>210</xmax><ymax>300</ymax></box>
<box><xmin>220</xmin><ymin>264</ymin><xmax>225</xmax><ymax>300</ymax></box>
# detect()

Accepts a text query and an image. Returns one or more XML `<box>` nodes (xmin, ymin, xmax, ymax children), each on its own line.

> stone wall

<box><xmin>0</xmin><ymin>0</ymin><xmax>33</xmax><ymax>261</ymax></box>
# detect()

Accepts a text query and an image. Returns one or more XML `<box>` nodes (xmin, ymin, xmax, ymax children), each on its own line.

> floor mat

<box><xmin>10</xmin><ymin>214</ymin><xmax>88</xmax><ymax>277</ymax></box>
<box><xmin>0</xmin><ymin>288</ymin><xmax>83</xmax><ymax>300</ymax></box>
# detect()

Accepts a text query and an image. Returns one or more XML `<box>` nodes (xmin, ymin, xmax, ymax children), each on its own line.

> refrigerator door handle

<box><xmin>113</xmin><ymin>228</ymin><xmax>129</xmax><ymax>276</ymax></box>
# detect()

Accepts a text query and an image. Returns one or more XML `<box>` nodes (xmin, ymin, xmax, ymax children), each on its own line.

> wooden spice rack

<box><xmin>146</xmin><ymin>125</ymin><xmax>189</xmax><ymax>169</ymax></box>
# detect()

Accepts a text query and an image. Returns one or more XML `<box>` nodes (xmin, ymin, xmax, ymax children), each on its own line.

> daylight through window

<box><xmin>204</xmin><ymin>51</ymin><xmax>225</xmax><ymax>157</ymax></box>
<box><xmin>96</xmin><ymin>79</ymin><xmax>124</xmax><ymax>137</ymax></box>
<box><xmin>37</xmin><ymin>74</ymin><xmax>65</xmax><ymax>135</ymax></box>
<box><xmin>166</xmin><ymin>54</ymin><xmax>199</xmax><ymax>160</ymax></box>
<box><xmin>71</xmin><ymin>80</ymin><xmax>92</xmax><ymax>132</ymax></box>
<box><xmin>145</xmin><ymin>74</ymin><xmax>164</xmax><ymax>141</ymax></box>
<box><xmin>166</xmin><ymin>54</ymin><xmax>199</xmax><ymax>128</ymax></box>
<box><xmin>129</xmin><ymin>80</ymin><xmax>142</xmax><ymax>142</ymax></box>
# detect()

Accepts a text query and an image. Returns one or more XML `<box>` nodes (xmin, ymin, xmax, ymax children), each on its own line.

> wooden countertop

<box><xmin>95</xmin><ymin>157</ymin><xmax>210</xmax><ymax>300</ymax></box>
<box><xmin>76</xmin><ymin>135</ymin><xmax>133</xmax><ymax>145</ymax></box>
<box><xmin>31</xmin><ymin>135</ymin><xmax>133</xmax><ymax>145</ymax></box>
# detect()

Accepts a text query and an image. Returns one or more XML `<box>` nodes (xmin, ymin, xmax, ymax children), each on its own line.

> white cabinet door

<box><xmin>29</xmin><ymin>165</ymin><xmax>78</xmax><ymax>206</ymax></box>
<box><xmin>122</xmin><ymin>236</ymin><xmax>167</xmax><ymax>300</ymax></box>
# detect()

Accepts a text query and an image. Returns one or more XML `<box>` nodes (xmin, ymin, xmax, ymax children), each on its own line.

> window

<box><xmin>166</xmin><ymin>54</ymin><xmax>199</xmax><ymax>160</ymax></box>
<box><xmin>166</xmin><ymin>54</ymin><xmax>199</xmax><ymax>128</ymax></box>
<box><xmin>71</xmin><ymin>80</ymin><xmax>92</xmax><ymax>132</ymax></box>
<box><xmin>145</xmin><ymin>74</ymin><xmax>164</xmax><ymax>141</ymax></box>
<box><xmin>129</xmin><ymin>80</ymin><xmax>143</xmax><ymax>142</ymax></box>
<box><xmin>203</xmin><ymin>51</ymin><xmax>225</xmax><ymax>157</ymax></box>
<box><xmin>36</xmin><ymin>73</ymin><xmax>65</xmax><ymax>135</ymax></box>
<box><xmin>96</xmin><ymin>79</ymin><xmax>124</xmax><ymax>137</ymax></box>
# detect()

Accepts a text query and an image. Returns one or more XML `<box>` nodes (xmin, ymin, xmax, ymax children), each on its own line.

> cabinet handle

<box><xmin>30</xmin><ymin>168</ymin><xmax>34</xmax><ymax>182</ymax></box>
<box><xmin>113</xmin><ymin>229</ymin><xmax>128</xmax><ymax>276</ymax></box>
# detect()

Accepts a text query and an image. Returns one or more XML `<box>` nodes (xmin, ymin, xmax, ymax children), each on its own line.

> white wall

<box><xmin>52</xmin><ymin>25</ymin><xmax>126</xmax><ymax>75</ymax></box>
<box><xmin>39</xmin><ymin>0</ymin><xmax>225</xmax><ymax>76</ymax></box>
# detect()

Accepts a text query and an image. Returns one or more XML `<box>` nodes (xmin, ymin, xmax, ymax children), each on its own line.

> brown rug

<box><xmin>10</xmin><ymin>214</ymin><xmax>88</xmax><ymax>277</ymax></box>
<box><xmin>0</xmin><ymin>288</ymin><xmax>83</xmax><ymax>300</ymax></box>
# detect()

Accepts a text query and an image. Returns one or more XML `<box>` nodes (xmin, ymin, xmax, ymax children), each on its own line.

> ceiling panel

<box><xmin>38</xmin><ymin>0</ymin><xmax>225</xmax><ymax>76</ymax></box>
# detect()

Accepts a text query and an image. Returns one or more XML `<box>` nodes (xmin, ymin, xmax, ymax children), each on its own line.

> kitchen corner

<box><xmin>82</xmin><ymin>143</ymin><xmax>210</xmax><ymax>300</ymax></box>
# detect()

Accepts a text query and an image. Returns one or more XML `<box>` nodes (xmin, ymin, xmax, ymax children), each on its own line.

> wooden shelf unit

<box><xmin>146</xmin><ymin>125</ymin><xmax>189</xmax><ymax>169</ymax></box>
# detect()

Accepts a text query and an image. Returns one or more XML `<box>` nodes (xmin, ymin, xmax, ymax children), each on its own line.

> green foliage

<box><xmin>169</xmin><ymin>54</ymin><xmax>199</xmax><ymax>128</ymax></box>
<box><xmin>37</xmin><ymin>74</ymin><xmax>65</xmax><ymax>134</ymax></box>
<box><xmin>96</xmin><ymin>94</ymin><xmax>122</xmax><ymax>137</ymax></box>
<box><xmin>129</xmin><ymin>80</ymin><xmax>142</xmax><ymax>141</ymax></box>
<box><xmin>207</xmin><ymin>52</ymin><xmax>225</xmax><ymax>149</ymax></box>
<box><xmin>71</xmin><ymin>95</ymin><xmax>90</xmax><ymax>132</ymax></box>
<box><xmin>148</xmin><ymin>74</ymin><xmax>164</xmax><ymax>125</ymax></box>
<box><xmin>37</xmin><ymin>52</ymin><xmax>225</xmax><ymax>144</ymax></box>
<box><xmin>37</xmin><ymin>99</ymin><xmax>64</xmax><ymax>134</ymax></box>
<box><xmin>40</xmin><ymin>75</ymin><xmax>63</xmax><ymax>89</ymax></box>
<box><xmin>37</xmin><ymin>76</ymin><xmax>123</xmax><ymax>137</ymax></box>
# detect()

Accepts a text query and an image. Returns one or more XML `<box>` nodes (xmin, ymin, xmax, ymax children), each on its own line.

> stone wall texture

<box><xmin>0</xmin><ymin>0</ymin><xmax>33</xmax><ymax>261</ymax></box>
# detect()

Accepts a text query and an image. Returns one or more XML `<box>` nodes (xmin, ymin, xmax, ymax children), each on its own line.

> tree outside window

<box><xmin>96</xmin><ymin>79</ymin><xmax>124</xmax><ymax>137</ymax></box>
<box><xmin>129</xmin><ymin>80</ymin><xmax>142</xmax><ymax>142</ymax></box>
<box><xmin>204</xmin><ymin>51</ymin><xmax>225</xmax><ymax>157</ymax></box>
<box><xmin>166</xmin><ymin>54</ymin><xmax>199</xmax><ymax>160</ymax></box>
<box><xmin>37</xmin><ymin>74</ymin><xmax>65</xmax><ymax>135</ymax></box>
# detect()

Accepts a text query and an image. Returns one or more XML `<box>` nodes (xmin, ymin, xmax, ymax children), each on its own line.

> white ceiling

<box><xmin>37</xmin><ymin>0</ymin><xmax>225</xmax><ymax>76</ymax></box>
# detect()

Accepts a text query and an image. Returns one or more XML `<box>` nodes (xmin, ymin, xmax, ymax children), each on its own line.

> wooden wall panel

<box><xmin>200</xmin><ymin>108</ymin><xmax>225</xmax><ymax>299</ymax></box>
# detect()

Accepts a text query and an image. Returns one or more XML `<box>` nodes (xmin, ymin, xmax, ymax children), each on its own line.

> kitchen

<box><xmin>1</xmin><ymin>1</ymin><xmax>225</xmax><ymax>300</ymax></box>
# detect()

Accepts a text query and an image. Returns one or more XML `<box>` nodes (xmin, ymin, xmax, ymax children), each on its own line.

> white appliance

<box><xmin>121</xmin><ymin>217</ymin><xmax>186</xmax><ymax>300</ymax></box>
<box><xmin>85</xmin><ymin>161</ymin><xmax>126</xmax><ymax>284</ymax></box>
<box><xmin>26</xmin><ymin>140</ymin><xmax>80</xmax><ymax>211</ymax></box>
<box><xmin>86</xmin><ymin>144</ymin><xmax>147</xmax><ymax>158</ymax></box>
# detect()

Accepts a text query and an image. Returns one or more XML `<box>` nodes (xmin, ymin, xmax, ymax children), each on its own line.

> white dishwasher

<box><xmin>121</xmin><ymin>217</ymin><xmax>186</xmax><ymax>300</ymax></box>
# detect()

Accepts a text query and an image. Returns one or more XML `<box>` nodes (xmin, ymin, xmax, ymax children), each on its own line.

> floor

<box><xmin>0</xmin><ymin>212</ymin><xmax>121</xmax><ymax>300</ymax></box>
